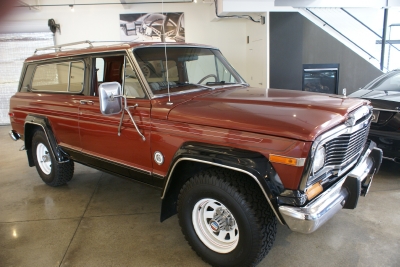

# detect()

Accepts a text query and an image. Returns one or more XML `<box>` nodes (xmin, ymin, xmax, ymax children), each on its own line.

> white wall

<box><xmin>245</xmin><ymin>16</ymin><xmax>267</xmax><ymax>87</ymax></box>
<box><xmin>3</xmin><ymin>2</ymin><xmax>248</xmax><ymax>78</ymax></box>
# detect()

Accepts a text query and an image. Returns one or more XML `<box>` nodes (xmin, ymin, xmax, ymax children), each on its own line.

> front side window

<box><xmin>32</xmin><ymin>61</ymin><xmax>84</xmax><ymax>93</ymax></box>
<box><xmin>92</xmin><ymin>55</ymin><xmax>146</xmax><ymax>98</ymax></box>
<box><xmin>133</xmin><ymin>47</ymin><xmax>244</xmax><ymax>95</ymax></box>
<box><xmin>124</xmin><ymin>60</ymin><xmax>146</xmax><ymax>98</ymax></box>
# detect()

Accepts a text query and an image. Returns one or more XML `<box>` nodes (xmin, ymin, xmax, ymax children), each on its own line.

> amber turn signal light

<box><xmin>269</xmin><ymin>154</ymin><xmax>305</xmax><ymax>167</ymax></box>
<box><xmin>306</xmin><ymin>182</ymin><xmax>323</xmax><ymax>200</ymax></box>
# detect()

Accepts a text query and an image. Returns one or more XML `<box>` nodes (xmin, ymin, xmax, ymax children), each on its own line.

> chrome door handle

<box><xmin>80</xmin><ymin>100</ymin><xmax>94</xmax><ymax>105</ymax></box>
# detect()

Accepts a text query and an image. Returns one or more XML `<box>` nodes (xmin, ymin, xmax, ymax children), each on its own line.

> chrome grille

<box><xmin>302</xmin><ymin>105</ymin><xmax>373</xmax><ymax>190</ymax></box>
<box><xmin>324</xmin><ymin>123</ymin><xmax>370</xmax><ymax>167</ymax></box>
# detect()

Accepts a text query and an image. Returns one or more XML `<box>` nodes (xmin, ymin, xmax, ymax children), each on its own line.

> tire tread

<box><xmin>32</xmin><ymin>130</ymin><xmax>74</xmax><ymax>187</ymax></box>
<box><xmin>177</xmin><ymin>168</ymin><xmax>277</xmax><ymax>267</ymax></box>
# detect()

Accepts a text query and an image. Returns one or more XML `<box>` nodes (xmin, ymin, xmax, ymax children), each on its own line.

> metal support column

<box><xmin>380</xmin><ymin>7</ymin><xmax>389</xmax><ymax>71</ymax></box>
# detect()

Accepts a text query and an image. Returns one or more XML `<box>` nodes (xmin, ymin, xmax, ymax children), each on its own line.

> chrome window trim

<box><xmin>160</xmin><ymin>157</ymin><xmax>283</xmax><ymax>225</ymax></box>
<box><xmin>299</xmin><ymin>106</ymin><xmax>373</xmax><ymax>191</ymax></box>
<box><xmin>126</xmin><ymin>48</ymin><xmax>153</xmax><ymax>99</ymax></box>
<box><xmin>133</xmin><ymin>44</ymin><xmax>217</xmax><ymax>50</ymax></box>
<box><xmin>122</xmin><ymin>55</ymin><xmax>126</xmax><ymax>94</ymax></box>
<box><xmin>26</xmin><ymin>48</ymin><xmax>129</xmax><ymax>62</ymax></box>
<box><xmin>67</xmin><ymin>62</ymin><xmax>72</xmax><ymax>92</ymax></box>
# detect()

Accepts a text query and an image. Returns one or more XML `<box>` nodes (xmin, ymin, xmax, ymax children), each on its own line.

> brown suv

<box><xmin>9</xmin><ymin>40</ymin><xmax>382</xmax><ymax>267</ymax></box>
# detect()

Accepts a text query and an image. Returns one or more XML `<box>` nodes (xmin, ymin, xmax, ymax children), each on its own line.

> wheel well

<box><xmin>160</xmin><ymin>160</ymin><xmax>210</xmax><ymax>222</ymax></box>
<box><xmin>24</xmin><ymin>124</ymin><xmax>42</xmax><ymax>167</ymax></box>
<box><xmin>160</xmin><ymin>160</ymin><xmax>271</xmax><ymax>223</ymax></box>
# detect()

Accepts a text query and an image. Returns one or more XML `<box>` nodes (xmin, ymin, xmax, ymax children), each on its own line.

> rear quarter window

<box><xmin>31</xmin><ymin>61</ymin><xmax>85</xmax><ymax>93</ymax></box>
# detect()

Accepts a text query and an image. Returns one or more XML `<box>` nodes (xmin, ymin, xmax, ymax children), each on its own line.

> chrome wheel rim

<box><xmin>192</xmin><ymin>198</ymin><xmax>239</xmax><ymax>253</ymax></box>
<box><xmin>36</xmin><ymin>143</ymin><xmax>51</xmax><ymax>175</ymax></box>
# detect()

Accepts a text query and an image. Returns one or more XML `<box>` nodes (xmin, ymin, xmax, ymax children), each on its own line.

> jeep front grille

<box><xmin>304</xmin><ymin>105</ymin><xmax>372</xmax><ymax>189</ymax></box>
<box><xmin>324</xmin><ymin>124</ymin><xmax>370</xmax><ymax>167</ymax></box>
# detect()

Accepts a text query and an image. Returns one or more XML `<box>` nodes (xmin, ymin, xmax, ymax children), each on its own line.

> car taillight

<box><xmin>8</xmin><ymin>112</ymin><xmax>14</xmax><ymax>117</ymax></box>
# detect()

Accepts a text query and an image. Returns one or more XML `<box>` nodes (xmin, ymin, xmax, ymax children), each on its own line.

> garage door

<box><xmin>0</xmin><ymin>32</ymin><xmax>54</xmax><ymax>125</ymax></box>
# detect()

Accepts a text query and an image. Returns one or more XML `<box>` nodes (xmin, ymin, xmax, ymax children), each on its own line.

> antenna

<box><xmin>162</xmin><ymin>0</ymin><xmax>173</xmax><ymax>105</ymax></box>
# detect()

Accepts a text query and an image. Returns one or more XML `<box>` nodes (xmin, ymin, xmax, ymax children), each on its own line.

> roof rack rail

<box><xmin>34</xmin><ymin>40</ymin><xmax>94</xmax><ymax>54</ymax></box>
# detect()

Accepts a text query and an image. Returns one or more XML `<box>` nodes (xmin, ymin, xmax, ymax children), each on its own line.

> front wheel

<box><xmin>32</xmin><ymin>130</ymin><xmax>74</xmax><ymax>187</ymax></box>
<box><xmin>178</xmin><ymin>168</ymin><xmax>277</xmax><ymax>267</ymax></box>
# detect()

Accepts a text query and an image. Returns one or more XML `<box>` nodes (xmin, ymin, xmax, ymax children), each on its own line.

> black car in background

<box><xmin>350</xmin><ymin>69</ymin><xmax>400</xmax><ymax>163</ymax></box>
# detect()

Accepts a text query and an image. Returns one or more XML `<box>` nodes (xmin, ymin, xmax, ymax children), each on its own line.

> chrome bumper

<box><xmin>279</xmin><ymin>141</ymin><xmax>382</xmax><ymax>234</ymax></box>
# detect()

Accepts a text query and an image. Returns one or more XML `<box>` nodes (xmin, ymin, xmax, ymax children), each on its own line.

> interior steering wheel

<box><xmin>198</xmin><ymin>74</ymin><xmax>218</xmax><ymax>84</ymax></box>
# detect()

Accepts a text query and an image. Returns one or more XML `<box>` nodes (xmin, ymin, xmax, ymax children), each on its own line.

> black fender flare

<box><xmin>24</xmin><ymin>114</ymin><xmax>70</xmax><ymax>167</ymax></box>
<box><xmin>160</xmin><ymin>142</ymin><xmax>286</xmax><ymax>224</ymax></box>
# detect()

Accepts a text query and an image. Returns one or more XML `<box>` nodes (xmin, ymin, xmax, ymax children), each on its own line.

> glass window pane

<box><xmin>96</xmin><ymin>58</ymin><xmax>105</xmax><ymax>82</ymax></box>
<box><xmin>124</xmin><ymin>61</ymin><xmax>145</xmax><ymax>98</ymax></box>
<box><xmin>134</xmin><ymin>47</ymin><xmax>243</xmax><ymax>95</ymax></box>
<box><xmin>186</xmin><ymin>55</ymin><xmax>216</xmax><ymax>84</ymax></box>
<box><xmin>32</xmin><ymin>61</ymin><xmax>84</xmax><ymax>93</ymax></box>
<box><xmin>32</xmin><ymin>63</ymin><xmax>68</xmax><ymax>91</ymax></box>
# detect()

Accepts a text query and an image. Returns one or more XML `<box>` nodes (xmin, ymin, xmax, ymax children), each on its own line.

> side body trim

<box><xmin>61</xmin><ymin>146</ymin><xmax>162</xmax><ymax>188</ymax></box>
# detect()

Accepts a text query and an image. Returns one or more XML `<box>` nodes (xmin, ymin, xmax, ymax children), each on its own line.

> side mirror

<box><xmin>98</xmin><ymin>82</ymin><xmax>123</xmax><ymax>115</ymax></box>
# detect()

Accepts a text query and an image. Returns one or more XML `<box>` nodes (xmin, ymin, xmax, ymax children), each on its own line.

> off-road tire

<box><xmin>177</xmin><ymin>168</ymin><xmax>277</xmax><ymax>267</ymax></box>
<box><xmin>32</xmin><ymin>130</ymin><xmax>74</xmax><ymax>186</ymax></box>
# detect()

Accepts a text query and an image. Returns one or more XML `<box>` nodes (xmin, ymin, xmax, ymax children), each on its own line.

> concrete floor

<box><xmin>1</xmin><ymin>125</ymin><xmax>399</xmax><ymax>267</ymax></box>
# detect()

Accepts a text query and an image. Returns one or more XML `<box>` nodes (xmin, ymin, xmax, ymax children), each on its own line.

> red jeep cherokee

<box><xmin>9</xmin><ymin>41</ymin><xmax>382</xmax><ymax>267</ymax></box>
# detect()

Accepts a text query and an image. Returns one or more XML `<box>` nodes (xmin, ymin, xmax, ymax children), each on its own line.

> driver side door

<box><xmin>78</xmin><ymin>53</ymin><xmax>155</xmax><ymax>185</ymax></box>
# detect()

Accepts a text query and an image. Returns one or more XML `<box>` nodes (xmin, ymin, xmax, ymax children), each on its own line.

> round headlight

<box><xmin>313</xmin><ymin>146</ymin><xmax>326</xmax><ymax>173</ymax></box>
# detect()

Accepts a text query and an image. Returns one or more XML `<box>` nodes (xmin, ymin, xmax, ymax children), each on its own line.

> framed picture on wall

<box><xmin>119</xmin><ymin>12</ymin><xmax>185</xmax><ymax>42</ymax></box>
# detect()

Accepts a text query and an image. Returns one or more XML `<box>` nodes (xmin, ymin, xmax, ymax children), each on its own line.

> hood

<box><xmin>167</xmin><ymin>87</ymin><xmax>368</xmax><ymax>141</ymax></box>
<box><xmin>349</xmin><ymin>89</ymin><xmax>400</xmax><ymax>103</ymax></box>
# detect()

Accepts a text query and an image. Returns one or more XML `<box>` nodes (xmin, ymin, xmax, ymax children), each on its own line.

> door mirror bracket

<box><xmin>98</xmin><ymin>82</ymin><xmax>146</xmax><ymax>141</ymax></box>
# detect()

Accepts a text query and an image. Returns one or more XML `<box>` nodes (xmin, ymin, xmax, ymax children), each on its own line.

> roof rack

<box><xmin>34</xmin><ymin>40</ymin><xmax>94</xmax><ymax>54</ymax></box>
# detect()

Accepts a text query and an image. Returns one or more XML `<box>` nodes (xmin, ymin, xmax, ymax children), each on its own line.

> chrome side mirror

<box><xmin>98</xmin><ymin>82</ymin><xmax>123</xmax><ymax>115</ymax></box>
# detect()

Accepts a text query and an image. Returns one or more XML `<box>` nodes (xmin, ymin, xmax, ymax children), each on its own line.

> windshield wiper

<box><xmin>205</xmin><ymin>81</ymin><xmax>250</xmax><ymax>88</ymax></box>
<box><xmin>206</xmin><ymin>81</ymin><xmax>230</xmax><ymax>85</ymax></box>
<box><xmin>177</xmin><ymin>83</ymin><xmax>215</xmax><ymax>90</ymax></box>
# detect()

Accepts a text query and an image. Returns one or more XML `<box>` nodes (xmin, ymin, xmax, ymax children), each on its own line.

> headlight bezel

<box><xmin>312</xmin><ymin>145</ymin><xmax>326</xmax><ymax>174</ymax></box>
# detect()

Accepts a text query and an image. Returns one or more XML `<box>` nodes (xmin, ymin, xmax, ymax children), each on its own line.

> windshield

<box><xmin>366</xmin><ymin>70</ymin><xmax>400</xmax><ymax>92</ymax></box>
<box><xmin>133</xmin><ymin>46</ymin><xmax>245</xmax><ymax>95</ymax></box>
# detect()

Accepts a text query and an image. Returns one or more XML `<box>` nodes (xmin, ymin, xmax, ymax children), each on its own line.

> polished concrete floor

<box><xmin>1</xmin><ymin>125</ymin><xmax>400</xmax><ymax>267</ymax></box>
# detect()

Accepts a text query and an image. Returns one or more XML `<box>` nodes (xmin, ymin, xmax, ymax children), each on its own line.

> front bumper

<box><xmin>279</xmin><ymin>141</ymin><xmax>382</xmax><ymax>234</ymax></box>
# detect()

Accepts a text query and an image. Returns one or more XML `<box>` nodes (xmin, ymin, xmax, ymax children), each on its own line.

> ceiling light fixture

<box><xmin>69</xmin><ymin>5</ymin><xmax>74</xmax><ymax>12</ymax></box>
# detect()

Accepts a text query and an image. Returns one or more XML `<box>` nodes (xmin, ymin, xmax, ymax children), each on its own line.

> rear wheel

<box><xmin>32</xmin><ymin>130</ymin><xmax>74</xmax><ymax>186</ymax></box>
<box><xmin>177</xmin><ymin>168</ymin><xmax>277</xmax><ymax>267</ymax></box>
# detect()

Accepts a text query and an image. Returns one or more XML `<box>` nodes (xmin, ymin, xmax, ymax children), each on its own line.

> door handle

<box><xmin>80</xmin><ymin>100</ymin><xmax>94</xmax><ymax>105</ymax></box>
